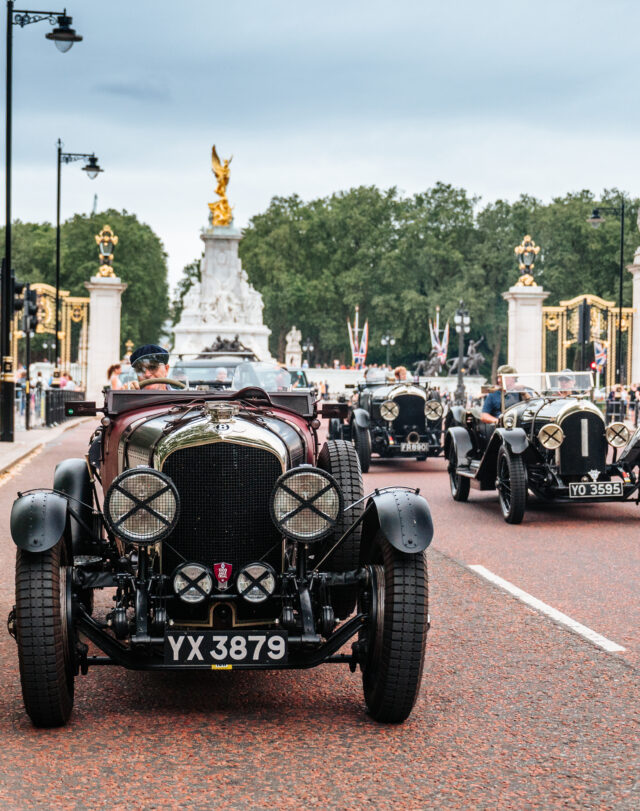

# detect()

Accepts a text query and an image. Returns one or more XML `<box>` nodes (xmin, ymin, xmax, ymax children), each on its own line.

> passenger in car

<box><xmin>481</xmin><ymin>364</ymin><xmax>520</xmax><ymax>425</ymax></box>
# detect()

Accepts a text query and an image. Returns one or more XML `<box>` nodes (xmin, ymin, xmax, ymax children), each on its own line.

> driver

<box><xmin>124</xmin><ymin>344</ymin><xmax>173</xmax><ymax>391</ymax></box>
<box><xmin>556</xmin><ymin>369</ymin><xmax>575</xmax><ymax>397</ymax></box>
<box><xmin>480</xmin><ymin>364</ymin><xmax>522</xmax><ymax>424</ymax></box>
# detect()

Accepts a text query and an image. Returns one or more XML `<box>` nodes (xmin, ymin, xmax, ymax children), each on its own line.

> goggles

<box><xmin>132</xmin><ymin>353</ymin><xmax>169</xmax><ymax>374</ymax></box>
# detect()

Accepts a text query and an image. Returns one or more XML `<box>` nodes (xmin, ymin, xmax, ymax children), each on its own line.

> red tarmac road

<box><xmin>0</xmin><ymin>425</ymin><xmax>638</xmax><ymax>809</ymax></box>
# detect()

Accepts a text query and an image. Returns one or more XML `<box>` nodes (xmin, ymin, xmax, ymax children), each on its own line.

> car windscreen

<box><xmin>231</xmin><ymin>362</ymin><xmax>293</xmax><ymax>391</ymax></box>
<box><xmin>172</xmin><ymin>364</ymin><xmax>232</xmax><ymax>383</ymax></box>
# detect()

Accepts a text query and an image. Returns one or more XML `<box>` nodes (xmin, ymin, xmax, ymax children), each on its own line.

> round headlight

<box><xmin>173</xmin><ymin>563</ymin><xmax>214</xmax><ymax>604</ymax></box>
<box><xmin>381</xmin><ymin>400</ymin><xmax>399</xmax><ymax>421</ymax></box>
<box><xmin>538</xmin><ymin>423</ymin><xmax>565</xmax><ymax>450</ymax></box>
<box><xmin>606</xmin><ymin>421</ymin><xmax>631</xmax><ymax>448</ymax></box>
<box><xmin>104</xmin><ymin>468</ymin><xmax>179</xmax><ymax>544</ymax></box>
<box><xmin>424</xmin><ymin>400</ymin><xmax>443</xmax><ymax>420</ymax></box>
<box><xmin>503</xmin><ymin>413</ymin><xmax>516</xmax><ymax>430</ymax></box>
<box><xmin>237</xmin><ymin>563</ymin><xmax>277</xmax><ymax>604</ymax></box>
<box><xmin>270</xmin><ymin>467</ymin><xmax>342</xmax><ymax>543</ymax></box>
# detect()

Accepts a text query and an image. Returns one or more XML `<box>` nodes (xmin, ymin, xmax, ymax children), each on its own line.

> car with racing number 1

<box><xmin>445</xmin><ymin>371</ymin><xmax>640</xmax><ymax>523</ymax></box>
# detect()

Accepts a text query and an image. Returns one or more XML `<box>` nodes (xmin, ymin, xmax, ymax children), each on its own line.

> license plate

<box><xmin>568</xmin><ymin>481</ymin><xmax>623</xmax><ymax>498</ymax></box>
<box><xmin>164</xmin><ymin>631</ymin><xmax>288</xmax><ymax>666</ymax></box>
<box><xmin>401</xmin><ymin>442</ymin><xmax>429</xmax><ymax>452</ymax></box>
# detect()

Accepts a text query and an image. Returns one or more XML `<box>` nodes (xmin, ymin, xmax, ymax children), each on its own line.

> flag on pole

<box><xmin>354</xmin><ymin>320</ymin><xmax>369</xmax><ymax>369</ymax></box>
<box><xmin>347</xmin><ymin>318</ymin><xmax>357</xmax><ymax>363</ymax></box>
<box><xmin>594</xmin><ymin>340</ymin><xmax>607</xmax><ymax>370</ymax></box>
<box><xmin>429</xmin><ymin>318</ymin><xmax>449</xmax><ymax>364</ymax></box>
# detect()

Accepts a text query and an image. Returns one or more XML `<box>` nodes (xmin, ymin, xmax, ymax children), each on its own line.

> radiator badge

<box><xmin>213</xmin><ymin>562</ymin><xmax>233</xmax><ymax>590</ymax></box>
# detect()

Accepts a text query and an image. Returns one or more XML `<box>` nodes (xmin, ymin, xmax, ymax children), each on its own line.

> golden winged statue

<box><xmin>208</xmin><ymin>145</ymin><xmax>233</xmax><ymax>226</ymax></box>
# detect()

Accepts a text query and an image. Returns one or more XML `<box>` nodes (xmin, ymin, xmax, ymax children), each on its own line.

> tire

<box><xmin>360</xmin><ymin>532</ymin><xmax>428</xmax><ymax>723</ymax></box>
<box><xmin>496</xmin><ymin>445</ymin><xmax>527</xmax><ymax>524</ymax></box>
<box><xmin>317</xmin><ymin>440</ymin><xmax>364</xmax><ymax>619</ymax></box>
<box><xmin>448</xmin><ymin>446</ymin><xmax>470</xmax><ymax>502</ymax></box>
<box><xmin>15</xmin><ymin>540</ymin><xmax>75</xmax><ymax>727</ymax></box>
<box><xmin>352</xmin><ymin>422</ymin><xmax>371</xmax><ymax>473</ymax></box>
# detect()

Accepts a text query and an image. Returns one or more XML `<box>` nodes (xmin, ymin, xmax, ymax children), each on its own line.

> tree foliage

<box><xmin>2</xmin><ymin>209</ymin><xmax>170</xmax><ymax>353</ymax></box>
<box><xmin>220</xmin><ymin>184</ymin><xmax>639</xmax><ymax>377</ymax></box>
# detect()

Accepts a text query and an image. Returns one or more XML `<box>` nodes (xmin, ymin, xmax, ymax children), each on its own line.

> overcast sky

<box><xmin>2</xmin><ymin>0</ymin><xmax>640</xmax><ymax>290</ymax></box>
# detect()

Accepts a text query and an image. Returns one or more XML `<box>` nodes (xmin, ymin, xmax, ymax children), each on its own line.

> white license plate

<box><xmin>164</xmin><ymin>631</ymin><xmax>288</xmax><ymax>666</ymax></box>
<box><xmin>401</xmin><ymin>442</ymin><xmax>429</xmax><ymax>452</ymax></box>
<box><xmin>568</xmin><ymin>481</ymin><xmax>623</xmax><ymax>498</ymax></box>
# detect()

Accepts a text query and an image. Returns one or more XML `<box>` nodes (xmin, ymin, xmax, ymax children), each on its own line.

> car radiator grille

<box><xmin>161</xmin><ymin>443</ymin><xmax>283</xmax><ymax>575</ymax></box>
<box><xmin>393</xmin><ymin>395</ymin><xmax>426</xmax><ymax>433</ymax></box>
<box><xmin>558</xmin><ymin>412</ymin><xmax>606</xmax><ymax>475</ymax></box>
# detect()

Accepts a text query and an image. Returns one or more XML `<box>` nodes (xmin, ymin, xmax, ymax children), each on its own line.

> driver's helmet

<box><xmin>129</xmin><ymin>344</ymin><xmax>170</xmax><ymax>380</ymax></box>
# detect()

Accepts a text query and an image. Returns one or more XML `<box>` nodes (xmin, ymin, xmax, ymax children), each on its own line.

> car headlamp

<box><xmin>173</xmin><ymin>562</ymin><xmax>214</xmax><ymax>604</ymax></box>
<box><xmin>424</xmin><ymin>400</ymin><xmax>443</xmax><ymax>420</ymax></box>
<box><xmin>606</xmin><ymin>421</ymin><xmax>631</xmax><ymax>448</ymax></box>
<box><xmin>538</xmin><ymin>423</ymin><xmax>565</xmax><ymax>450</ymax></box>
<box><xmin>270</xmin><ymin>467</ymin><xmax>342</xmax><ymax>543</ymax></box>
<box><xmin>380</xmin><ymin>400</ymin><xmax>399</xmax><ymax>421</ymax></box>
<box><xmin>104</xmin><ymin>467</ymin><xmax>179</xmax><ymax>544</ymax></box>
<box><xmin>503</xmin><ymin>413</ymin><xmax>516</xmax><ymax>430</ymax></box>
<box><xmin>237</xmin><ymin>563</ymin><xmax>277</xmax><ymax>603</ymax></box>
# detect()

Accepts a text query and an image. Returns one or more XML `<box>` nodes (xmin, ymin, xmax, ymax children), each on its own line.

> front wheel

<box><xmin>360</xmin><ymin>532</ymin><xmax>428</xmax><ymax>723</ymax></box>
<box><xmin>15</xmin><ymin>540</ymin><xmax>75</xmax><ymax>727</ymax></box>
<box><xmin>496</xmin><ymin>445</ymin><xmax>527</xmax><ymax>524</ymax></box>
<box><xmin>352</xmin><ymin>422</ymin><xmax>372</xmax><ymax>473</ymax></box>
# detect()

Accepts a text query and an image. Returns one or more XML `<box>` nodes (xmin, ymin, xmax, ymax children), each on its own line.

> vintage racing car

<box><xmin>328</xmin><ymin>369</ymin><xmax>444</xmax><ymax>472</ymax></box>
<box><xmin>8</xmin><ymin>362</ymin><xmax>432</xmax><ymax>727</ymax></box>
<box><xmin>445</xmin><ymin>371</ymin><xmax>640</xmax><ymax>523</ymax></box>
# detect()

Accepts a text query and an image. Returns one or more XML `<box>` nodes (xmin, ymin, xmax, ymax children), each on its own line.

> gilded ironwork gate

<box><xmin>11</xmin><ymin>282</ymin><xmax>89</xmax><ymax>389</ymax></box>
<box><xmin>542</xmin><ymin>294</ymin><xmax>632</xmax><ymax>388</ymax></box>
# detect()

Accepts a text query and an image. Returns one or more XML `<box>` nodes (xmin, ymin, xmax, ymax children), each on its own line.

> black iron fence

<box><xmin>16</xmin><ymin>386</ymin><xmax>86</xmax><ymax>430</ymax></box>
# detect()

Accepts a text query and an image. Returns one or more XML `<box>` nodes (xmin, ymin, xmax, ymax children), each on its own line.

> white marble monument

<box><xmin>172</xmin><ymin>224</ymin><xmax>271</xmax><ymax>359</ymax></box>
<box><xmin>285</xmin><ymin>326</ymin><xmax>302</xmax><ymax>367</ymax></box>
<box><xmin>503</xmin><ymin>283</ymin><xmax>549</xmax><ymax>374</ymax></box>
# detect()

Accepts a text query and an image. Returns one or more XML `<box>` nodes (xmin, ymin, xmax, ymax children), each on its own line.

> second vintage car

<box><xmin>445</xmin><ymin>371</ymin><xmax>640</xmax><ymax>523</ymax></box>
<box><xmin>328</xmin><ymin>368</ymin><xmax>444</xmax><ymax>472</ymax></box>
<box><xmin>8</xmin><ymin>360</ymin><xmax>433</xmax><ymax>728</ymax></box>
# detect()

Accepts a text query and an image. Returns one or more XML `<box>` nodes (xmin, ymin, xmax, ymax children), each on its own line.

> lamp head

<box><xmin>46</xmin><ymin>14</ymin><xmax>82</xmax><ymax>53</ymax></box>
<box><xmin>588</xmin><ymin>208</ymin><xmax>605</xmax><ymax>229</ymax></box>
<box><xmin>82</xmin><ymin>155</ymin><xmax>103</xmax><ymax>180</ymax></box>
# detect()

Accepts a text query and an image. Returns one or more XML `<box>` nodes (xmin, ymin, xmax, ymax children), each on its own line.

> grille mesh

<box><xmin>393</xmin><ymin>395</ymin><xmax>426</xmax><ymax>432</ymax></box>
<box><xmin>559</xmin><ymin>412</ymin><xmax>606</xmax><ymax>475</ymax></box>
<box><xmin>162</xmin><ymin>443</ymin><xmax>283</xmax><ymax>575</ymax></box>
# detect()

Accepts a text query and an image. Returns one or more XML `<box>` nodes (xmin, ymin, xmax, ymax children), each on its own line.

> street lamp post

<box><xmin>380</xmin><ymin>334</ymin><xmax>396</xmax><ymax>368</ymax></box>
<box><xmin>588</xmin><ymin>201</ymin><xmax>626</xmax><ymax>385</ymax></box>
<box><xmin>54</xmin><ymin>140</ymin><xmax>102</xmax><ymax>380</ymax></box>
<box><xmin>2</xmin><ymin>2</ymin><xmax>82</xmax><ymax>441</ymax></box>
<box><xmin>453</xmin><ymin>301</ymin><xmax>470</xmax><ymax>404</ymax></box>
<box><xmin>302</xmin><ymin>338</ymin><xmax>314</xmax><ymax>367</ymax></box>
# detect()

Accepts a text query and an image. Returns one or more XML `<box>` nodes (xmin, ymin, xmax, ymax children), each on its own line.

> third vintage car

<box><xmin>445</xmin><ymin>371</ymin><xmax>640</xmax><ymax>523</ymax></box>
<box><xmin>328</xmin><ymin>369</ymin><xmax>444</xmax><ymax>472</ymax></box>
<box><xmin>9</xmin><ymin>360</ymin><xmax>432</xmax><ymax>728</ymax></box>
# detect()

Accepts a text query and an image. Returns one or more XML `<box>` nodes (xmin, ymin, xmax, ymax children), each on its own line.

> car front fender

<box><xmin>361</xmin><ymin>489</ymin><xmax>433</xmax><ymax>556</ymax></box>
<box><xmin>351</xmin><ymin>408</ymin><xmax>370</xmax><ymax>429</ymax></box>
<box><xmin>493</xmin><ymin>426</ymin><xmax>529</xmax><ymax>455</ymax></box>
<box><xmin>444</xmin><ymin>426</ymin><xmax>473</xmax><ymax>464</ymax></box>
<box><xmin>10</xmin><ymin>491</ymin><xmax>68</xmax><ymax>553</ymax></box>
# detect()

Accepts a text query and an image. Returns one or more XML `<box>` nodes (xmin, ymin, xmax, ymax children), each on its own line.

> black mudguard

<box><xmin>351</xmin><ymin>408</ymin><xmax>370</xmax><ymax>430</ymax></box>
<box><xmin>10</xmin><ymin>491</ymin><xmax>68</xmax><ymax>553</ymax></box>
<box><xmin>54</xmin><ymin>458</ymin><xmax>94</xmax><ymax>556</ymax></box>
<box><xmin>361</xmin><ymin>489</ymin><xmax>433</xmax><ymax>557</ymax></box>
<box><xmin>444</xmin><ymin>426</ymin><xmax>474</xmax><ymax>464</ymax></box>
<box><xmin>475</xmin><ymin>427</ymin><xmax>529</xmax><ymax>486</ymax></box>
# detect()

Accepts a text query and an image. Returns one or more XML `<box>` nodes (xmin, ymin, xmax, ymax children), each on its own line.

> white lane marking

<box><xmin>468</xmin><ymin>565</ymin><xmax>626</xmax><ymax>653</ymax></box>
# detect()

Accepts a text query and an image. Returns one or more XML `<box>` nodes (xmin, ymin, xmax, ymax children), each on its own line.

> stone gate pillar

<box><xmin>628</xmin><ymin>250</ymin><xmax>640</xmax><ymax>383</ymax></box>
<box><xmin>502</xmin><ymin>284</ymin><xmax>549</xmax><ymax>374</ymax></box>
<box><xmin>84</xmin><ymin>275</ymin><xmax>128</xmax><ymax>398</ymax></box>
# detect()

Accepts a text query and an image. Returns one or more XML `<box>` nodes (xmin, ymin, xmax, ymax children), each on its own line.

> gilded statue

<box><xmin>208</xmin><ymin>145</ymin><xmax>233</xmax><ymax>226</ymax></box>
<box><xmin>95</xmin><ymin>225</ymin><xmax>118</xmax><ymax>278</ymax></box>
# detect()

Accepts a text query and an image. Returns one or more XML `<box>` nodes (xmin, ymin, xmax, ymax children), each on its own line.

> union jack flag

<box><xmin>594</xmin><ymin>340</ymin><xmax>607</xmax><ymax>370</ymax></box>
<box><xmin>429</xmin><ymin>319</ymin><xmax>449</xmax><ymax>364</ymax></box>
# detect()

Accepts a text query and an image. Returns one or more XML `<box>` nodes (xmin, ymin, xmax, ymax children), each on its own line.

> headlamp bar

<box><xmin>111</xmin><ymin>482</ymin><xmax>173</xmax><ymax>529</ymax></box>
<box><xmin>277</xmin><ymin>480</ymin><xmax>336</xmax><ymax>524</ymax></box>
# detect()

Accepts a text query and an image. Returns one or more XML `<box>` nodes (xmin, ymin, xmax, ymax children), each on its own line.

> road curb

<box><xmin>0</xmin><ymin>418</ymin><xmax>93</xmax><ymax>477</ymax></box>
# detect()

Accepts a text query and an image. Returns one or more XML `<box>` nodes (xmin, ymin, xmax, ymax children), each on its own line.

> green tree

<box><xmin>170</xmin><ymin>257</ymin><xmax>202</xmax><ymax>326</ymax></box>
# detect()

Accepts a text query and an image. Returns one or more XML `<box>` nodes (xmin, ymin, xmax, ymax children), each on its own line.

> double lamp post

<box><xmin>2</xmin><ymin>3</ymin><xmax>92</xmax><ymax>440</ymax></box>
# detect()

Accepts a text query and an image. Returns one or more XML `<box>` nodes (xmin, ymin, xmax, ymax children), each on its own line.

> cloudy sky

<box><xmin>3</xmin><ymin>0</ymin><xmax>640</xmax><ymax>289</ymax></box>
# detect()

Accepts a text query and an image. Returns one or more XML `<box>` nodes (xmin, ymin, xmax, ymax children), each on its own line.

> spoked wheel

<box><xmin>15</xmin><ymin>539</ymin><xmax>75</xmax><ymax>727</ymax></box>
<box><xmin>359</xmin><ymin>531</ymin><xmax>428</xmax><ymax>723</ymax></box>
<box><xmin>352</xmin><ymin>422</ymin><xmax>372</xmax><ymax>473</ymax></box>
<box><xmin>448</xmin><ymin>447</ymin><xmax>470</xmax><ymax>502</ymax></box>
<box><xmin>496</xmin><ymin>445</ymin><xmax>527</xmax><ymax>524</ymax></box>
<box><xmin>317</xmin><ymin>440</ymin><xmax>364</xmax><ymax>619</ymax></box>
